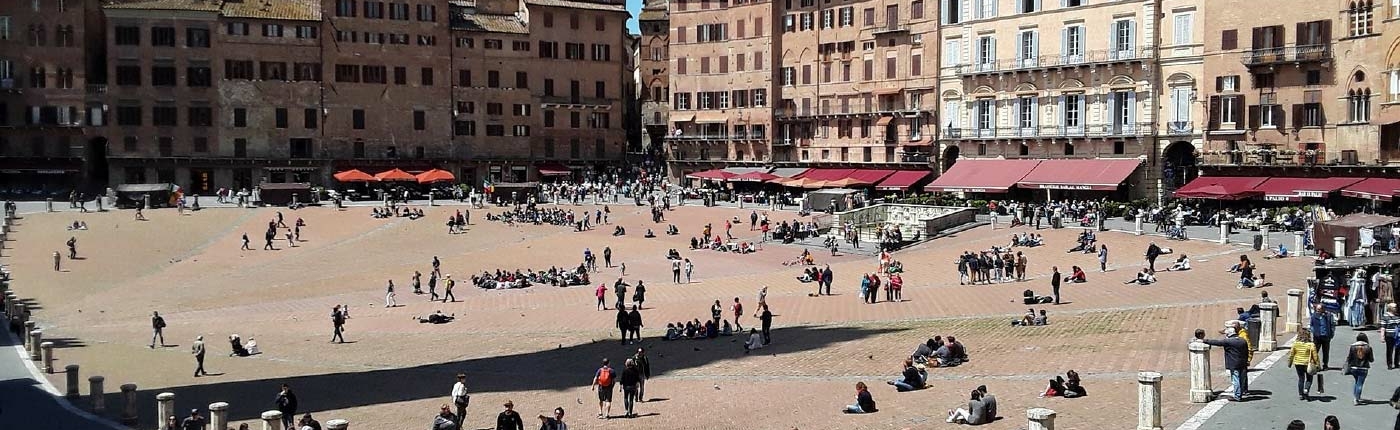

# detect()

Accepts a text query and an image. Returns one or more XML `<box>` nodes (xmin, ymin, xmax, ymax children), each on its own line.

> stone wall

<box><xmin>833</xmin><ymin>204</ymin><xmax>975</xmax><ymax>239</ymax></box>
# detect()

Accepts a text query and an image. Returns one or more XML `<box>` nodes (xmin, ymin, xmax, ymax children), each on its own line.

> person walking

<box><xmin>1381</xmin><ymin>303</ymin><xmax>1400</xmax><ymax>369</ymax></box>
<box><xmin>275</xmin><ymin>384</ymin><xmax>298</xmax><ymax>429</ymax></box>
<box><xmin>1312</xmin><ymin>303</ymin><xmax>1337</xmax><ymax>369</ymax></box>
<box><xmin>595</xmin><ymin>284</ymin><xmax>607</xmax><ymax>311</ymax></box>
<box><xmin>757</xmin><ymin>304</ymin><xmax>774</xmax><ymax>345</ymax></box>
<box><xmin>191</xmin><ymin>335</ymin><xmax>207</xmax><ymax>377</ymax></box>
<box><xmin>1050</xmin><ymin>266</ymin><xmax>1062</xmax><ymax>305</ymax></box>
<box><xmin>590</xmin><ymin>359</ymin><xmax>616</xmax><ymax>419</ymax></box>
<box><xmin>330</xmin><ymin>305</ymin><xmax>346</xmax><ymax>343</ymax></box>
<box><xmin>671</xmin><ymin>259</ymin><xmax>682</xmax><ymax>284</ymax></box>
<box><xmin>616</xmin><ymin>307</ymin><xmax>631</xmax><ymax>345</ymax></box>
<box><xmin>451</xmin><ymin>373</ymin><xmax>470</xmax><ymax>428</ymax></box>
<box><xmin>1345</xmin><ymin>333</ymin><xmax>1375</xmax><ymax>405</ymax></box>
<box><xmin>603</xmin><ymin>247</ymin><xmax>612</xmax><ymax>268</ymax></box>
<box><xmin>822</xmin><ymin>265</ymin><xmax>834</xmax><ymax>295</ymax></box>
<box><xmin>684</xmin><ymin>259</ymin><xmax>693</xmax><ymax>283</ymax></box>
<box><xmin>385</xmin><ymin>280</ymin><xmax>398</xmax><ymax>308</ymax></box>
<box><xmin>614</xmin><ymin>280</ymin><xmax>627</xmax><ymax>311</ymax></box>
<box><xmin>428</xmin><ymin>272</ymin><xmax>440</xmax><ymax>301</ymax></box>
<box><xmin>53</xmin><ymin>251</ymin><xmax>61</xmax><ymax>271</ymax></box>
<box><xmin>241</xmin><ymin>233</ymin><xmax>252</xmax><ymax>251</ymax></box>
<box><xmin>620</xmin><ymin>359</ymin><xmax>642</xmax><ymax>418</ymax></box>
<box><xmin>1199</xmin><ymin>322</ymin><xmax>1250</xmax><ymax>401</ymax></box>
<box><xmin>1016</xmin><ymin>252</ymin><xmax>1028</xmax><ymax>282</ymax></box>
<box><xmin>432</xmin><ymin>256</ymin><xmax>442</xmax><ymax>277</ymax></box>
<box><xmin>443</xmin><ymin>275</ymin><xmax>457</xmax><ymax>303</ymax></box>
<box><xmin>495</xmin><ymin>401</ymin><xmax>524</xmax><ymax>430</ymax></box>
<box><xmin>1097</xmin><ymin>244</ymin><xmax>1109</xmax><ymax>272</ymax></box>
<box><xmin>633</xmin><ymin>281</ymin><xmax>646</xmax><ymax>309</ymax></box>
<box><xmin>412</xmin><ymin>271</ymin><xmax>423</xmax><ymax>294</ymax></box>
<box><xmin>67</xmin><ymin>236</ymin><xmax>77</xmax><ymax>259</ymax></box>
<box><xmin>732</xmin><ymin>297</ymin><xmax>745</xmax><ymax>331</ymax></box>
<box><xmin>1288</xmin><ymin>328</ymin><xmax>1322</xmax><ymax>400</ymax></box>
<box><xmin>632</xmin><ymin>348</ymin><xmax>650</xmax><ymax>402</ymax></box>
<box><xmin>627</xmin><ymin>305</ymin><xmax>643</xmax><ymax>344</ymax></box>
<box><xmin>150</xmin><ymin>311</ymin><xmax>167</xmax><ymax>348</ymax></box>
<box><xmin>1145</xmin><ymin>242</ymin><xmax>1163</xmax><ymax>273</ymax></box>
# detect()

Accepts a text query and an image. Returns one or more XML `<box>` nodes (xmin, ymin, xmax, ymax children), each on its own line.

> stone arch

<box><xmin>970</xmin><ymin>85</ymin><xmax>996</xmax><ymax>95</ymax></box>
<box><xmin>1166</xmin><ymin>72</ymin><xmax>1195</xmax><ymax>87</ymax></box>
<box><xmin>1058</xmin><ymin>79</ymin><xmax>1085</xmax><ymax>90</ymax></box>
<box><xmin>1161</xmin><ymin>140</ymin><xmax>1199</xmax><ymax>191</ymax></box>
<box><xmin>1012</xmin><ymin>82</ymin><xmax>1039</xmax><ymax>93</ymax></box>
<box><xmin>941</xmin><ymin>89</ymin><xmax>963</xmax><ymax>99</ymax></box>
<box><xmin>941</xmin><ymin>144</ymin><xmax>961</xmax><ymax>172</ymax></box>
<box><xmin>1107</xmin><ymin>75</ymin><xmax>1136</xmax><ymax>88</ymax></box>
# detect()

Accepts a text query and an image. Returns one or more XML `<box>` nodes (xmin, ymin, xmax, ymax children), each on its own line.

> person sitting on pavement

<box><xmin>912</xmin><ymin>338</ymin><xmax>937</xmax><ymax>364</ymax></box>
<box><xmin>1063</xmin><ymin>370</ymin><xmax>1087</xmax><ymax>397</ymax></box>
<box><xmin>744</xmin><ymin>328</ymin><xmax>765</xmax><ymax>353</ymax></box>
<box><xmin>1012</xmin><ymin>308</ymin><xmax>1037</xmax><ymax>326</ymax></box>
<box><xmin>976</xmin><ymin>385</ymin><xmax>997</xmax><ymax>421</ymax></box>
<box><xmin>1123</xmin><ymin>268</ymin><xmax>1156</xmax><ymax>285</ymax></box>
<box><xmin>841</xmin><ymin>382</ymin><xmax>878</xmax><ymax>414</ymax></box>
<box><xmin>1166</xmin><ymin>254</ymin><xmax>1191</xmax><ymax>271</ymax></box>
<box><xmin>945</xmin><ymin>389</ymin><xmax>988</xmax><ymax>424</ymax></box>
<box><xmin>612</xmin><ymin>226</ymin><xmax>626</xmax><ymax>236</ymax></box>
<box><xmin>229</xmin><ymin>334</ymin><xmax>249</xmax><ymax>357</ymax></box>
<box><xmin>1265</xmin><ymin>244</ymin><xmax>1290</xmax><ymax>259</ymax></box>
<box><xmin>664</xmin><ymin>323</ymin><xmax>680</xmax><ymax>340</ymax></box>
<box><xmin>887</xmin><ymin>358</ymin><xmax>927</xmax><ymax>391</ymax></box>
<box><xmin>644</xmin><ymin>229</ymin><xmax>656</xmax><ymax>238</ymax></box>
<box><xmin>1064</xmin><ymin>266</ymin><xmax>1087</xmax><ymax>283</ymax></box>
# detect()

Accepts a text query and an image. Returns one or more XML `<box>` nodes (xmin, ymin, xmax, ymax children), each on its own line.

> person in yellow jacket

<box><xmin>1237</xmin><ymin>326</ymin><xmax>1254</xmax><ymax>363</ymax></box>
<box><xmin>1288</xmin><ymin>328</ymin><xmax>1322</xmax><ymax>400</ymax></box>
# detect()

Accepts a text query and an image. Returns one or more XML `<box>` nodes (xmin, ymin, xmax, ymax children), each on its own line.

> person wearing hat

<box><xmin>496</xmin><ymin>400</ymin><xmax>523</xmax><ymax>430</ymax></box>
<box><xmin>450</xmin><ymin>373</ymin><xmax>470</xmax><ymax>428</ymax></box>
<box><xmin>191</xmin><ymin>335</ymin><xmax>207</xmax><ymax>377</ymax></box>
<box><xmin>1198</xmin><ymin>321</ymin><xmax>1250</xmax><ymax>401</ymax></box>
<box><xmin>180</xmin><ymin>409</ymin><xmax>206</xmax><ymax>430</ymax></box>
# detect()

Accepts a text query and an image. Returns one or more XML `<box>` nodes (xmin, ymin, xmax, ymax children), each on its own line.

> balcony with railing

<box><xmin>942</xmin><ymin>122</ymin><xmax>1155</xmax><ymax>140</ymax></box>
<box><xmin>1241</xmin><ymin>44</ymin><xmax>1331</xmax><ymax>67</ymax></box>
<box><xmin>957</xmin><ymin>47</ymin><xmax>1154</xmax><ymax>76</ymax></box>
<box><xmin>1200</xmin><ymin>148</ymin><xmax>1329</xmax><ymax>166</ymax></box>
<box><xmin>872</xmin><ymin>23</ymin><xmax>909</xmax><ymax>35</ymax></box>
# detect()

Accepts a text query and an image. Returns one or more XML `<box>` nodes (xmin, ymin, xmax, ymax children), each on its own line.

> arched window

<box><xmin>1350</xmin><ymin>0</ymin><xmax>1375</xmax><ymax>36</ymax></box>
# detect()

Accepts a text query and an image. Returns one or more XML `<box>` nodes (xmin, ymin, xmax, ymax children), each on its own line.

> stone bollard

<box><xmin>1295</xmin><ymin>233</ymin><xmax>1306</xmax><ymax>257</ymax></box>
<box><xmin>1026</xmin><ymin>408</ymin><xmax>1056</xmax><ymax>430</ymax></box>
<box><xmin>1334</xmin><ymin>236</ymin><xmax>1347</xmax><ymax>257</ymax></box>
<box><xmin>326</xmin><ymin>419</ymin><xmax>349</xmax><ymax>430</ymax></box>
<box><xmin>89</xmin><ymin>375</ymin><xmax>105</xmax><ymax>412</ymax></box>
<box><xmin>1137</xmin><ymin>371</ymin><xmax>1163</xmax><ymax>430</ymax></box>
<box><xmin>1188</xmin><ymin>341</ymin><xmax>1213</xmax><ymax>402</ymax></box>
<box><xmin>22</xmin><ymin>319</ymin><xmax>34</xmax><ymax>344</ymax></box>
<box><xmin>29</xmin><ymin>329</ymin><xmax>42</xmax><ymax>360</ymax></box>
<box><xmin>1286</xmin><ymin>289</ymin><xmax>1304</xmax><ymax>333</ymax></box>
<box><xmin>64</xmin><ymin>365</ymin><xmax>80</xmax><ymax>399</ymax></box>
<box><xmin>46</xmin><ymin>198</ymin><xmax>53</xmax><ymax>212</ymax></box>
<box><xmin>156</xmin><ymin>393</ymin><xmax>176</xmax><ymax>426</ymax></box>
<box><xmin>4</xmin><ymin>292</ymin><xmax>14</xmax><ymax>316</ymax></box>
<box><xmin>1261</xmin><ymin>224</ymin><xmax>1270</xmax><ymax>248</ymax></box>
<box><xmin>209</xmin><ymin>402</ymin><xmax>230</xmax><ymax>430</ymax></box>
<box><xmin>40</xmin><ymin>341</ymin><xmax>54</xmax><ymax>373</ymax></box>
<box><xmin>1219</xmin><ymin>223</ymin><xmax>1229</xmax><ymax>244</ymax></box>
<box><xmin>261</xmin><ymin>410</ymin><xmax>284</xmax><ymax>430</ymax></box>
<box><xmin>1134</xmin><ymin>216</ymin><xmax>1143</xmax><ymax>235</ymax></box>
<box><xmin>119</xmin><ymin>383</ymin><xmax>138</xmax><ymax>425</ymax></box>
<box><xmin>1257</xmin><ymin>302</ymin><xmax>1278</xmax><ymax>351</ymax></box>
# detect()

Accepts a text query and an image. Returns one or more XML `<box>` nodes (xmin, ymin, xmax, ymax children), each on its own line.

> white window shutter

<box><xmin>1031</xmin><ymin>30</ymin><xmax>1039</xmax><ymax>60</ymax></box>
<box><xmin>1127</xmin><ymin>91</ymin><xmax>1137</xmax><ymax>125</ymax></box>
<box><xmin>1109</xmin><ymin>21</ymin><xmax>1117</xmax><ymax>52</ymax></box>
<box><xmin>1059</xmin><ymin>96</ymin><xmax>1066</xmax><ymax>126</ymax></box>
<box><xmin>1127</xmin><ymin>20</ymin><xmax>1136</xmax><ymax>53</ymax></box>
<box><xmin>1107</xmin><ymin>92</ymin><xmax>1116</xmax><ymax>126</ymax></box>
<box><xmin>1015</xmin><ymin>33</ymin><xmax>1024</xmax><ymax>61</ymax></box>
<box><xmin>1077</xmin><ymin>96</ymin><xmax>1086</xmax><ymax>126</ymax></box>
<box><xmin>1060</xmin><ymin>27</ymin><xmax>1069</xmax><ymax>57</ymax></box>
<box><xmin>1031</xmin><ymin>97</ymin><xmax>1039</xmax><ymax>126</ymax></box>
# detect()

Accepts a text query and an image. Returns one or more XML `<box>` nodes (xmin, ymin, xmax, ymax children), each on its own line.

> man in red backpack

<box><xmin>590</xmin><ymin>358</ymin><xmax>615</xmax><ymax>419</ymax></box>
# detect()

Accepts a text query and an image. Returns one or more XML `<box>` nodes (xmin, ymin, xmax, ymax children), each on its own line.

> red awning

<box><xmin>925</xmin><ymin>159</ymin><xmax>1042</xmax><ymax>193</ymax></box>
<box><xmin>374</xmin><ymin>168</ymin><xmax>417</xmax><ymax>182</ymax></box>
<box><xmin>875</xmin><ymin>170</ymin><xmax>933</xmax><ymax>190</ymax></box>
<box><xmin>846</xmin><ymin>169</ymin><xmax>896</xmax><ymax>183</ymax></box>
<box><xmin>416</xmin><ymin>169</ymin><xmax>456</xmax><ymax>184</ymax></box>
<box><xmin>1341</xmin><ymin>178</ymin><xmax>1400</xmax><ymax>201</ymax></box>
<box><xmin>732</xmin><ymin>171</ymin><xmax>780</xmax><ymax>182</ymax></box>
<box><xmin>1173</xmin><ymin>176</ymin><xmax>1267</xmax><ymax>200</ymax></box>
<box><xmin>1254</xmin><ymin>177</ymin><xmax>1366</xmax><ymax>201</ymax></box>
<box><xmin>1016</xmin><ymin>159</ymin><xmax>1142</xmax><ymax>191</ymax></box>
<box><xmin>686</xmin><ymin>169</ymin><xmax>736</xmax><ymax>181</ymax></box>
<box><xmin>796</xmin><ymin>168</ymin><xmax>858</xmax><ymax>181</ymax></box>
<box><xmin>333</xmin><ymin>169</ymin><xmax>375</xmax><ymax>182</ymax></box>
<box><xmin>537</xmin><ymin>163</ymin><xmax>572</xmax><ymax>176</ymax></box>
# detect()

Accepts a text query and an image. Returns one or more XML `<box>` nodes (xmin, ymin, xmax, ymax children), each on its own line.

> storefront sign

<box><xmin>1296</xmin><ymin>190</ymin><xmax>1327</xmax><ymax>198</ymax></box>
<box><xmin>1264</xmin><ymin>195</ymin><xmax>1299</xmax><ymax>202</ymax></box>
<box><xmin>1034</xmin><ymin>184</ymin><xmax>1097</xmax><ymax>190</ymax></box>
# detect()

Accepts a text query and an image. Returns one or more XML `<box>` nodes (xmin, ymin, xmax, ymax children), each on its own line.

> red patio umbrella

<box><xmin>416</xmin><ymin>169</ymin><xmax>456</xmax><ymax>184</ymax></box>
<box><xmin>374</xmin><ymin>168</ymin><xmax>417</xmax><ymax>182</ymax></box>
<box><xmin>333</xmin><ymin>169</ymin><xmax>374</xmax><ymax>182</ymax></box>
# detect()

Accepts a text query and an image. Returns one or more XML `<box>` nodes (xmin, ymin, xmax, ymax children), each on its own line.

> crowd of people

<box><xmin>470</xmin><ymin>266</ymin><xmax>590</xmax><ymax>289</ymax></box>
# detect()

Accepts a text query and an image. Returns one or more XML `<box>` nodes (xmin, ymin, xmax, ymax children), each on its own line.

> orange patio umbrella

<box><xmin>333</xmin><ymin>169</ymin><xmax>374</xmax><ymax>182</ymax></box>
<box><xmin>416</xmin><ymin>169</ymin><xmax>456</xmax><ymax>184</ymax></box>
<box><xmin>373</xmin><ymin>168</ymin><xmax>417</xmax><ymax>182</ymax></box>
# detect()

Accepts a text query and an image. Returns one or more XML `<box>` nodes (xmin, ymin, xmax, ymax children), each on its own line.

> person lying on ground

<box><xmin>416</xmin><ymin>311</ymin><xmax>455</xmax><ymax>324</ymax></box>
<box><xmin>1123</xmin><ymin>268</ymin><xmax>1156</xmax><ymax>285</ymax></box>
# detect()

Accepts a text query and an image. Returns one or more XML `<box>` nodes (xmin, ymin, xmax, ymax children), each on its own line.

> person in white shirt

<box><xmin>1167</xmin><ymin>255</ymin><xmax>1191</xmax><ymax>271</ymax></box>
<box><xmin>450</xmin><ymin>373</ymin><xmax>469</xmax><ymax>428</ymax></box>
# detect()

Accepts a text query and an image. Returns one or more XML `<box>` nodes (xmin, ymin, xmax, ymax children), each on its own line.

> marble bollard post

<box><xmin>1261</xmin><ymin>225</ymin><xmax>1271</xmax><ymax>248</ymax></box>
<box><xmin>1219</xmin><ymin>223</ymin><xmax>1230</xmax><ymax>244</ymax></box>
<box><xmin>22</xmin><ymin>319</ymin><xmax>34</xmax><ymax>343</ymax></box>
<box><xmin>89</xmin><ymin>376</ymin><xmax>105</xmax><ymax>413</ymax></box>
<box><xmin>1026</xmin><ymin>408</ymin><xmax>1056</xmax><ymax>430</ymax></box>
<box><xmin>29</xmin><ymin>330</ymin><xmax>42</xmax><ymax>360</ymax></box>
<box><xmin>1188</xmin><ymin>341</ymin><xmax>1213</xmax><ymax>403</ymax></box>
<box><xmin>1295</xmin><ymin>233</ymin><xmax>1306</xmax><ymax>256</ymax></box>
<box><xmin>40</xmin><ymin>341</ymin><xmax>54</xmax><ymax>372</ymax></box>
<box><xmin>45</xmin><ymin>198</ymin><xmax>53</xmax><ymax>212</ymax></box>
<box><xmin>156</xmin><ymin>393</ymin><xmax>175</xmax><ymax>426</ymax></box>
<box><xmin>261</xmin><ymin>410</ymin><xmax>284</xmax><ymax>430</ymax></box>
<box><xmin>1286</xmin><ymin>289</ymin><xmax>1304</xmax><ymax>333</ymax></box>
<box><xmin>119</xmin><ymin>383</ymin><xmax>138</xmax><ymax>425</ymax></box>
<box><xmin>1134</xmin><ymin>216</ymin><xmax>1143</xmax><ymax>235</ymax></box>
<box><xmin>1334</xmin><ymin>236</ymin><xmax>1347</xmax><ymax>257</ymax></box>
<box><xmin>64</xmin><ymin>365</ymin><xmax>79</xmax><ymax>399</ymax></box>
<box><xmin>1137</xmin><ymin>371</ymin><xmax>1163</xmax><ymax>430</ymax></box>
<box><xmin>326</xmin><ymin>419</ymin><xmax>349</xmax><ymax>430</ymax></box>
<box><xmin>1257</xmin><ymin>302</ymin><xmax>1279</xmax><ymax>351</ymax></box>
<box><xmin>4</xmin><ymin>292</ymin><xmax>14</xmax><ymax>316</ymax></box>
<box><xmin>209</xmin><ymin>402</ymin><xmax>230</xmax><ymax>430</ymax></box>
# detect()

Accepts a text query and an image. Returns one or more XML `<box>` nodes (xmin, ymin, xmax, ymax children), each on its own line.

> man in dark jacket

<box><xmin>495</xmin><ymin>401</ymin><xmax>523</xmax><ymax>430</ymax></box>
<box><xmin>1145</xmin><ymin>242</ymin><xmax>1163</xmax><ymax>273</ymax></box>
<box><xmin>616</xmin><ymin>307</ymin><xmax>631</xmax><ymax>345</ymax></box>
<box><xmin>275</xmin><ymin>384</ymin><xmax>298</xmax><ymax>429</ymax></box>
<box><xmin>627</xmin><ymin>306</ymin><xmax>643</xmax><ymax>344</ymax></box>
<box><xmin>1199</xmin><ymin>323</ymin><xmax>1249</xmax><ymax>401</ymax></box>
<box><xmin>1050</xmin><ymin>267</ymin><xmax>1062</xmax><ymax>305</ymax></box>
<box><xmin>1310</xmin><ymin>303</ymin><xmax>1336</xmax><ymax>369</ymax></box>
<box><xmin>632</xmin><ymin>347</ymin><xmax>651</xmax><ymax>401</ymax></box>
<box><xmin>433</xmin><ymin>404</ymin><xmax>459</xmax><ymax>430</ymax></box>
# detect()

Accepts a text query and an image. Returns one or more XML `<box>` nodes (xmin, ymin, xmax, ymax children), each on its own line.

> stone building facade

<box><xmin>638</xmin><ymin>0</ymin><xmax>669</xmax><ymax>151</ymax></box>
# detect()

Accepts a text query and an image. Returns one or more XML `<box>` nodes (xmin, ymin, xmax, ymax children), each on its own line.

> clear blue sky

<box><xmin>627</xmin><ymin>0</ymin><xmax>642</xmax><ymax>33</ymax></box>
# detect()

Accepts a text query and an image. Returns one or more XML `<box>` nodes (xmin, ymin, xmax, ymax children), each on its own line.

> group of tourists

<box><xmin>957</xmin><ymin>249</ymin><xmax>1028</xmax><ymax>285</ymax></box>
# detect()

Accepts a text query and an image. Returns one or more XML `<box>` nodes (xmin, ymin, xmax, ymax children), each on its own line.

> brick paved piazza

<box><xmin>3</xmin><ymin>203</ymin><xmax>1311</xmax><ymax>429</ymax></box>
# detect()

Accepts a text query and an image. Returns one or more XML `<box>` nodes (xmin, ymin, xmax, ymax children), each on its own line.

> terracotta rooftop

<box><xmin>103</xmin><ymin>0</ymin><xmax>225</xmax><ymax>12</ymax></box>
<box><xmin>452</xmin><ymin>13</ymin><xmax>530</xmax><ymax>34</ymax></box>
<box><xmin>525</xmin><ymin>0</ymin><xmax>628</xmax><ymax>12</ymax></box>
<box><xmin>222</xmin><ymin>0</ymin><xmax>322</xmax><ymax>21</ymax></box>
